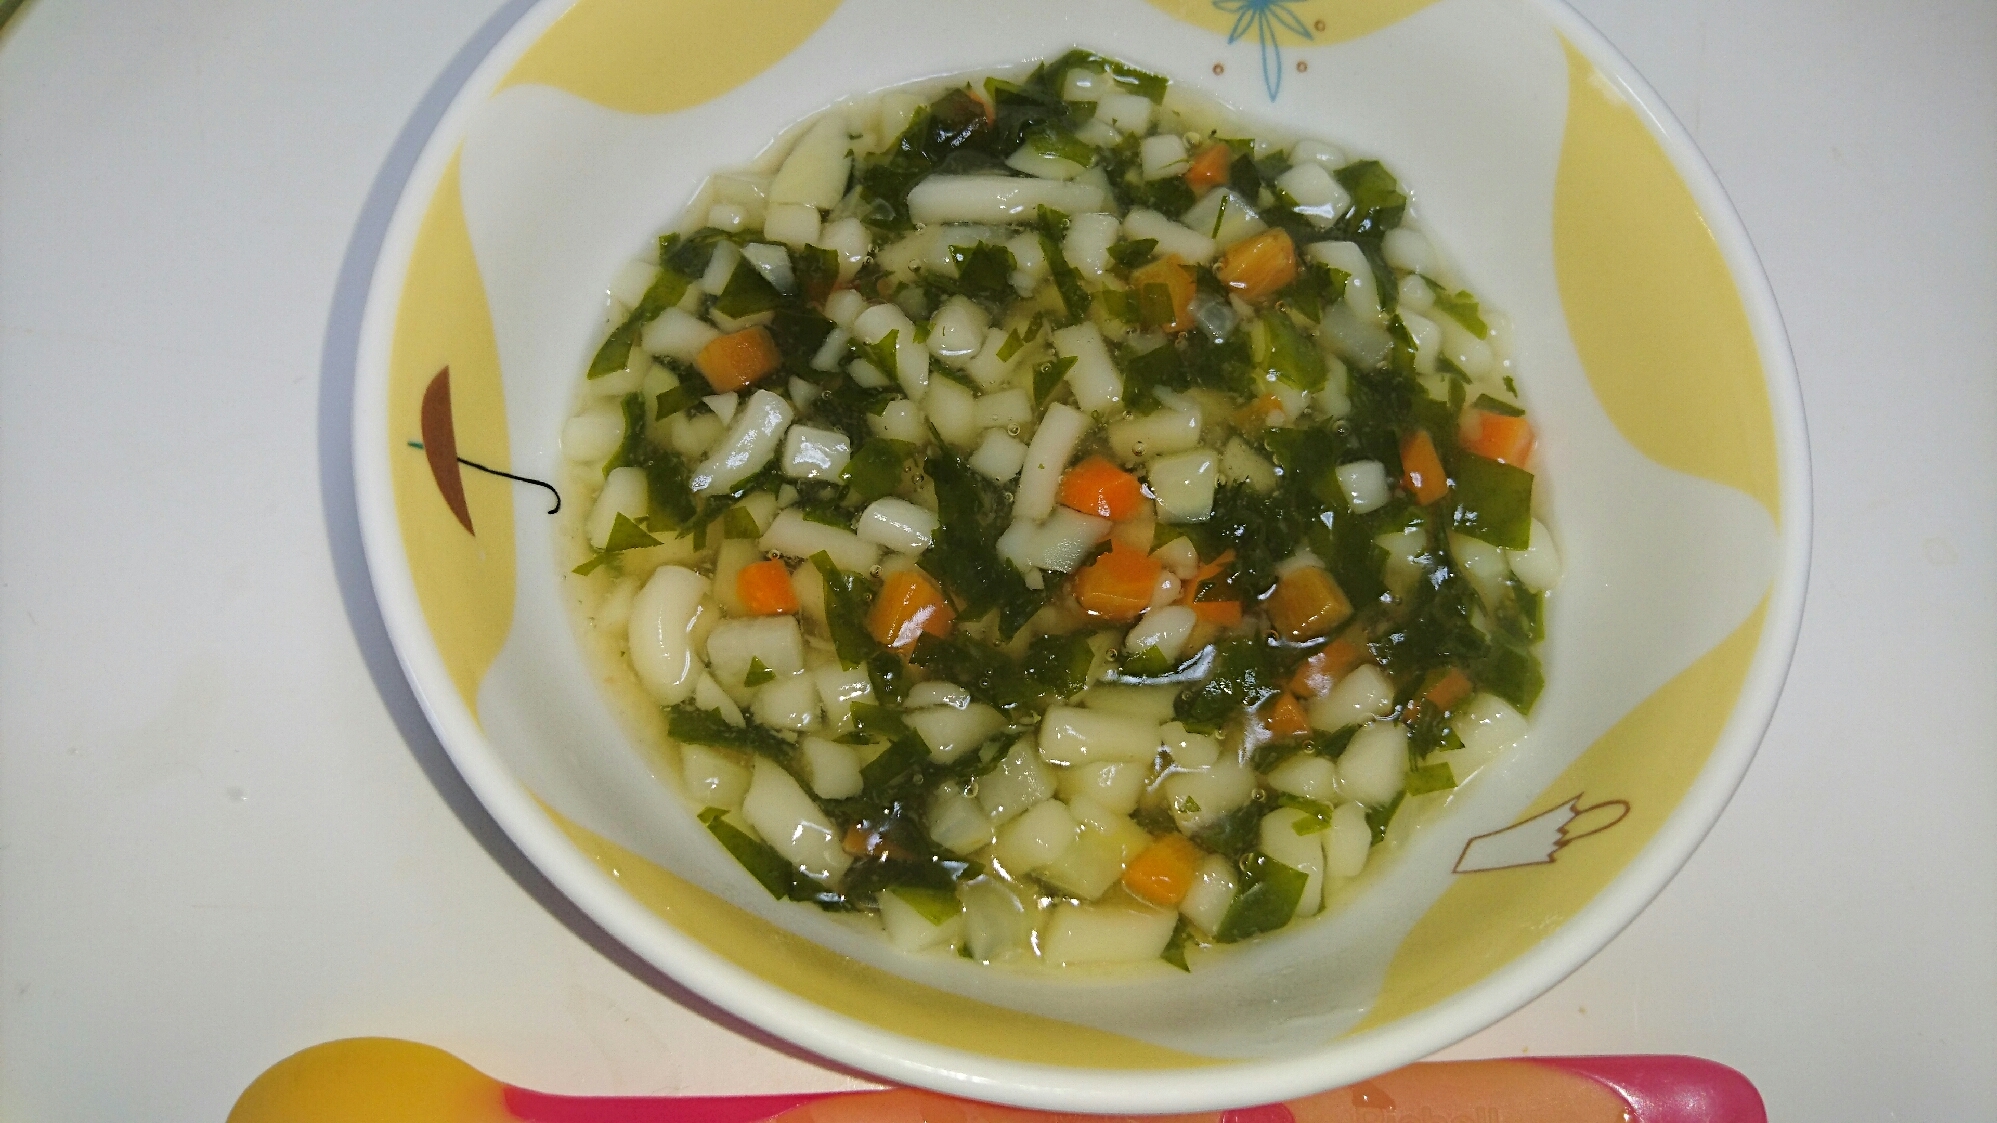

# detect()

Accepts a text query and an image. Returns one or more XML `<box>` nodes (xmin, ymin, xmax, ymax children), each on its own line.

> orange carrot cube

<box><xmin>735</xmin><ymin>558</ymin><xmax>799</xmax><ymax>616</ymax></box>
<box><xmin>1399</xmin><ymin>429</ymin><xmax>1450</xmax><ymax>505</ymax></box>
<box><xmin>1215</xmin><ymin>229</ymin><xmax>1298</xmax><ymax>303</ymax></box>
<box><xmin>1071</xmin><ymin>541</ymin><xmax>1163</xmax><ymax>622</ymax></box>
<box><xmin>1405</xmin><ymin>666</ymin><xmax>1474</xmax><ymax>723</ymax></box>
<box><xmin>867</xmin><ymin>570</ymin><xmax>954</xmax><ymax>649</ymax></box>
<box><xmin>694</xmin><ymin>326</ymin><xmax>782</xmax><ymax>392</ymax></box>
<box><xmin>1288</xmin><ymin>635</ymin><xmax>1369</xmax><ymax>697</ymax></box>
<box><xmin>1459</xmin><ymin>410</ymin><xmax>1536</xmax><ymax>466</ymax></box>
<box><xmin>1266</xmin><ymin>566</ymin><xmax>1354</xmax><ymax>643</ymax></box>
<box><xmin>1265</xmin><ymin>693</ymin><xmax>1312</xmax><ymax>741</ymax></box>
<box><xmin>1121</xmin><ymin>834</ymin><xmax>1205</xmax><ymax>907</ymax></box>
<box><xmin>1058</xmin><ymin>456</ymin><xmax>1146</xmax><ymax>521</ymax></box>
<box><xmin>1189</xmin><ymin>599</ymin><xmax>1242</xmax><ymax>628</ymax></box>
<box><xmin>1183</xmin><ymin>143</ymin><xmax>1233</xmax><ymax>194</ymax></box>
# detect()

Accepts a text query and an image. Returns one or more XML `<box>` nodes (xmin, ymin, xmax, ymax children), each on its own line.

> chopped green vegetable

<box><xmin>983</xmin><ymin>76</ymin><xmax>1071</xmax><ymax>152</ymax></box>
<box><xmin>668</xmin><ymin>704</ymin><xmax>793</xmax><ymax>759</ymax></box>
<box><xmin>867</xmin><ymin>650</ymin><xmax>911</xmax><ymax>706</ymax></box>
<box><xmin>942</xmin><ymin>241</ymin><xmax>1018</xmax><ymax>304</ymax></box>
<box><xmin>743</xmin><ymin>657</ymin><xmax>775</xmax><ymax>688</ymax></box>
<box><xmin>653</xmin><ymin>383</ymin><xmax>696</xmax><ymax>421</ymax></box>
<box><xmin>1450</xmin><ymin>454</ymin><xmax>1534</xmax><ymax>550</ymax></box>
<box><xmin>1373</xmin><ymin>566</ymin><xmax>1487</xmax><ymax>685</ymax></box>
<box><xmin>700</xmin><ymin>807</ymin><xmax>826</xmax><ymax>902</ymax></box>
<box><xmin>810</xmin><ymin>552</ymin><xmax>880</xmax><ymax>669</ymax></box>
<box><xmin>1495</xmin><ymin>575</ymin><xmax>1544</xmax><ymax>644</ymax></box>
<box><xmin>1226</xmin><ymin>149</ymin><xmax>1262</xmax><ymax>203</ymax></box>
<box><xmin>712</xmin><ymin>259</ymin><xmax>782</xmax><ymax>319</ymax></box>
<box><xmin>911</xmin><ymin>632</ymin><xmax>1049</xmax><ymax>724</ymax></box>
<box><xmin>1042</xmin><ymin>49</ymin><xmax>1170</xmax><ymax>102</ymax></box>
<box><xmin>850</xmin><ymin>701</ymin><xmax>910</xmax><ymax>741</ymax></box>
<box><xmin>855</xmin><ymin>327</ymin><xmax>902</xmax><ymax>381</ymax></box>
<box><xmin>768</xmin><ymin>304</ymin><xmax>834</xmax><ymax>375</ymax></box>
<box><xmin>604</xmin><ymin>392</ymin><xmax>651</xmax><ymax>479</ymax></box>
<box><xmin>1023</xmin><ymin>632</ymin><xmax>1095</xmax><ymax>698</ymax></box>
<box><xmin>920</xmin><ymin>445</ymin><xmax>1047</xmax><ymax>637</ymax></box>
<box><xmin>588</xmin><ymin>263</ymin><xmax>690</xmax><ymax>379</ymax></box>
<box><xmin>1026</xmin><ymin>126</ymin><xmax>1096</xmax><ymax>168</ymax></box>
<box><xmin>1035</xmin><ymin>353</ymin><xmax>1071</xmax><ymax>407</ymax></box>
<box><xmin>1215</xmin><ymin>853</ymin><xmax>1306</xmax><ymax>942</ymax></box>
<box><xmin>790</xmin><ymin>244</ymin><xmax>841</xmax><ymax>304</ymax></box>
<box><xmin>642</xmin><ymin>450</ymin><xmax>698</xmax><ymax>531</ymax></box>
<box><xmin>1108</xmin><ymin>238</ymin><xmax>1159</xmax><ymax>269</ymax></box>
<box><xmin>1095</xmin><ymin>287</ymin><xmax>1141</xmax><ymax>325</ymax></box>
<box><xmin>1175</xmin><ymin>636</ymin><xmax>1284</xmax><ymax>733</ymax></box>
<box><xmin>888</xmin><ymin>884</ymin><xmax>962</xmax><ymax>925</ymax></box>
<box><xmin>1334</xmin><ymin>160</ymin><xmax>1408</xmax><ymax>238</ymax></box>
<box><xmin>1366</xmin><ymin>792</ymin><xmax>1404</xmax><ymax>844</ymax></box>
<box><xmin>1183</xmin><ymin>483</ymin><xmax>1301</xmax><ymax>600</ymax></box>
<box><xmin>1118</xmin><ymin>340</ymin><xmax>1181</xmax><ymax>414</ymax></box>
<box><xmin>1161</xmin><ymin>916</ymin><xmax>1195</xmax><ymax>971</ymax></box>
<box><xmin>1192</xmin><ymin>802</ymin><xmax>1268</xmax><ymax>859</ymax></box>
<box><xmin>1405</xmin><ymin>760</ymin><xmax>1457</xmax><ymax>796</ymax></box>
<box><xmin>1475</xmin><ymin>634</ymin><xmax>1545</xmax><ymax>713</ymax></box>
<box><xmin>1278</xmin><ymin>794</ymin><xmax>1335</xmax><ymax>834</ymax></box>
<box><xmin>1136</xmin><ymin>283</ymin><xmax>1177</xmax><ymax>331</ymax></box>
<box><xmin>859</xmin><ymin>730</ymin><xmax>927</xmax><ymax>791</ymax></box>
<box><xmin>1120</xmin><ymin>645</ymin><xmax>1175</xmax><ymax>678</ymax></box>
<box><xmin>1039</xmin><ymin>233</ymin><xmax>1091</xmax><ymax>321</ymax></box>
<box><xmin>1257</xmin><ymin>310</ymin><xmax>1328</xmax><ymax>393</ymax></box>
<box><xmin>811</xmin><ymin>376</ymin><xmax>900</xmax><ymax>450</ymax></box>
<box><xmin>1279</xmin><ymin>261</ymin><xmax>1350</xmax><ymax>322</ymax></box>
<box><xmin>660</xmin><ymin>229</ymin><xmax>735</xmax><ymax>278</ymax></box>
<box><xmin>797</xmin><ymin>501</ymin><xmax>852</xmax><ymax>530</ymax></box>
<box><xmin>1180</xmin><ymin>327</ymin><xmax>1256</xmax><ymax>400</ymax></box>
<box><xmin>721</xmin><ymin>504</ymin><xmax>762</xmax><ymax>539</ymax></box>
<box><xmin>1424</xmin><ymin>279</ymin><xmax>1489</xmax><ymax>338</ymax></box>
<box><xmin>843</xmin><ymin>437</ymin><xmax>917</xmax><ymax>507</ymax></box>
<box><xmin>570</xmin><ymin>512</ymin><xmax>663</xmax><ymax>576</ymax></box>
<box><xmin>1304</xmin><ymin>726</ymin><xmax>1359</xmax><ymax>762</ymax></box>
<box><xmin>606</xmin><ymin>512</ymin><xmax>661</xmax><ymax>553</ymax></box>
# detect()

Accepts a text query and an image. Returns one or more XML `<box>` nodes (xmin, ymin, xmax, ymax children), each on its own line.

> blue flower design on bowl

<box><xmin>1215</xmin><ymin>0</ymin><xmax>1315</xmax><ymax>100</ymax></box>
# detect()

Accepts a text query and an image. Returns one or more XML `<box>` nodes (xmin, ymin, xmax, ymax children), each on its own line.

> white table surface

<box><xmin>3</xmin><ymin>1</ymin><xmax>1992</xmax><ymax>1118</ymax></box>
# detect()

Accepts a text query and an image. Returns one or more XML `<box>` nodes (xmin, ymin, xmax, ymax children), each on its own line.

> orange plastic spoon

<box><xmin>227</xmin><ymin>1038</ymin><xmax>1765</xmax><ymax>1123</ymax></box>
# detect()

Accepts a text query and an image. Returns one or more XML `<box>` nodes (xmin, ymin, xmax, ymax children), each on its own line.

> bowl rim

<box><xmin>351</xmin><ymin>0</ymin><xmax>1812</xmax><ymax>1110</ymax></box>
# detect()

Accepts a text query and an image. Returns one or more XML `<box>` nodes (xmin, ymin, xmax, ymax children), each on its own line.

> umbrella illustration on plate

<box><xmin>413</xmin><ymin>366</ymin><xmax>559</xmax><ymax>536</ymax></box>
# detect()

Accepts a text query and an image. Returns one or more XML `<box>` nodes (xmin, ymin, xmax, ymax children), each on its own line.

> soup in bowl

<box><xmin>559</xmin><ymin>51</ymin><xmax>1562</xmax><ymax>973</ymax></box>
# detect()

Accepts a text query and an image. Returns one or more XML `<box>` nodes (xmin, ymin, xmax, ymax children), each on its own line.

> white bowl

<box><xmin>352</xmin><ymin>0</ymin><xmax>1809</xmax><ymax>1110</ymax></box>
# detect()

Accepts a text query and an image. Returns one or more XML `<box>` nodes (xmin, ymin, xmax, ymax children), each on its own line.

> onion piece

<box><xmin>759</xmin><ymin>508</ymin><xmax>881</xmax><ymax>573</ymax></box>
<box><xmin>627</xmin><ymin>565</ymin><xmax>710</xmax><ymax>705</ymax></box>
<box><xmin>689</xmin><ymin>389</ymin><xmax>793</xmax><ymax>495</ymax></box>
<box><xmin>1014</xmin><ymin>402</ymin><xmax>1088</xmax><ymax>521</ymax></box>
<box><xmin>742</xmin><ymin>759</ymin><xmax>852</xmax><ymax>883</ymax></box>
<box><xmin>907</xmin><ymin>175</ymin><xmax>1108</xmax><ymax>225</ymax></box>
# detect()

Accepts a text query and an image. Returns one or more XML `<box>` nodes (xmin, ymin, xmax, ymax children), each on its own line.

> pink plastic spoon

<box><xmin>227</xmin><ymin>1038</ymin><xmax>1765</xmax><ymax>1123</ymax></box>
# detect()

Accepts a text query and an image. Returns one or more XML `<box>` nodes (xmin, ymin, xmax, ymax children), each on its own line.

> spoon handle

<box><xmin>501</xmin><ymin>1089</ymin><xmax>832</xmax><ymax>1123</ymax></box>
<box><xmin>227</xmin><ymin>1038</ymin><xmax>1766</xmax><ymax>1123</ymax></box>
